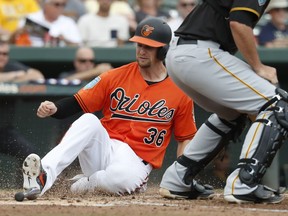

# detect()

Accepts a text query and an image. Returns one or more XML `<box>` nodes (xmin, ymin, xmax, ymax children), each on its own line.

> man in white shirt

<box><xmin>78</xmin><ymin>0</ymin><xmax>129</xmax><ymax>47</ymax></box>
<box><xmin>25</xmin><ymin>0</ymin><xmax>82</xmax><ymax>47</ymax></box>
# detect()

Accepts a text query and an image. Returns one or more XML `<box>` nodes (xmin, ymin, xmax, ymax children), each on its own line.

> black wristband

<box><xmin>51</xmin><ymin>96</ymin><xmax>82</xmax><ymax>119</ymax></box>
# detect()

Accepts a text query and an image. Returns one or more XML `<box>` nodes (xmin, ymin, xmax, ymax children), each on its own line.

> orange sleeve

<box><xmin>74</xmin><ymin>72</ymin><xmax>111</xmax><ymax>113</ymax></box>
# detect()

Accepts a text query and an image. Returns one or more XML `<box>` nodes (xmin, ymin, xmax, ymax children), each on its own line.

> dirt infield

<box><xmin>1</xmin><ymin>183</ymin><xmax>288</xmax><ymax>216</ymax></box>
<box><xmin>1</xmin><ymin>167</ymin><xmax>288</xmax><ymax>216</ymax></box>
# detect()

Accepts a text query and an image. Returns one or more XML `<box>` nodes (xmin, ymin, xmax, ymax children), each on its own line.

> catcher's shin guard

<box><xmin>179</xmin><ymin>115</ymin><xmax>248</xmax><ymax>184</ymax></box>
<box><xmin>238</xmin><ymin>88</ymin><xmax>288</xmax><ymax>187</ymax></box>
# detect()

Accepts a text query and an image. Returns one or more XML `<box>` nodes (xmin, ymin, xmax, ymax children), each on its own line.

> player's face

<box><xmin>136</xmin><ymin>43</ymin><xmax>158</xmax><ymax>68</ymax></box>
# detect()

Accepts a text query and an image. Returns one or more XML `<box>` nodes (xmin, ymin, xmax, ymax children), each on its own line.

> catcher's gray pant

<box><xmin>160</xmin><ymin>38</ymin><xmax>276</xmax><ymax>196</ymax></box>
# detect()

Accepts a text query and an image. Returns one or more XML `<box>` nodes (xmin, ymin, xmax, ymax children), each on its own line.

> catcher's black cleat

<box><xmin>159</xmin><ymin>182</ymin><xmax>214</xmax><ymax>200</ymax></box>
<box><xmin>224</xmin><ymin>184</ymin><xmax>285</xmax><ymax>204</ymax></box>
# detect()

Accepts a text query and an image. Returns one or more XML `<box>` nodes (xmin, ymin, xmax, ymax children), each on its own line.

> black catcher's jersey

<box><xmin>175</xmin><ymin>0</ymin><xmax>270</xmax><ymax>54</ymax></box>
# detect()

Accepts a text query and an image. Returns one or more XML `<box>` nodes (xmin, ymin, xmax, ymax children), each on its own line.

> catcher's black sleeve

<box><xmin>229</xmin><ymin>10</ymin><xmax>255</xmax><ymax>28</ymax></box>
<box><xmin>51</xmin><ymin>96</ymin><xmax>82</xmax><ymax>119</ymax></box>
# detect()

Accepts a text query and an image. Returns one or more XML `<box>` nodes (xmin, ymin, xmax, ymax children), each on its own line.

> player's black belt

<box><xmin>177</xmin><ymin>38</ymin><xmax>198</xmax><ymax>45</ymax></box>
<box><xmin>142</xmin><ymin>160</ymin><xmax>149</xmax><ymax>165</ymax></box>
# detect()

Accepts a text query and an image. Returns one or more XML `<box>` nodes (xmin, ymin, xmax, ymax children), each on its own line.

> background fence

<box><xmin>1</xmin><ymin>46</ymin><xmax>288</xmax><ymax>188</ymax></box>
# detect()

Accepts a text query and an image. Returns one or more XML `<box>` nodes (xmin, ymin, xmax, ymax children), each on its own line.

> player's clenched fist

<box><xmin>37</xmin><ymin>100</ymin><xmax>57</xmax><ymax>118</ymax></box>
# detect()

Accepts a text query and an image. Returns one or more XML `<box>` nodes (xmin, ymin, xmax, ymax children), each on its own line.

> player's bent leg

<box><xmin>224</xmin><ymin>88</ymin><xmax>288</xmax><ymax>204</ymax></box>
<box><xmin>41</xmin><ymin>113</ymin><xmax>110</xmax><ymax>193</ymax></box>
<box><xmin>160</xmin><ymin>114</ymin><xmax>247</xmax><ymax>199</ymax></box>
<box><xmin>71</xmin><ymin>142</ymin><xmax>152</xmax><ymax>195</ymax></box>
<box><xmin>71</xmin><ymin>161</ymin><xmax>152</xmax><ymax>195</ymax></box>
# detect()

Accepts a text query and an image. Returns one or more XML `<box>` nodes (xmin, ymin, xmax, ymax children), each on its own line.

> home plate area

<box><xmin>1</xmin><ymin>186</ymin><xmax>288</xmax><ymax>216</ymax></box>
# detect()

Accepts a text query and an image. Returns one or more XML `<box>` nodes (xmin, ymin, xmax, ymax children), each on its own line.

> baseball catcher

<box><xmin>159</xmin><ymin>0</ymin><xmax>288</xmax><ymax>204</ymax></box>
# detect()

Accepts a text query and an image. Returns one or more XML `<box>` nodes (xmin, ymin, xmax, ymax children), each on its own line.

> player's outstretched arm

<box><xmin>37</xmin><ymin>101</ymin><xmax>57</xmax><ymax>118</ymax></box>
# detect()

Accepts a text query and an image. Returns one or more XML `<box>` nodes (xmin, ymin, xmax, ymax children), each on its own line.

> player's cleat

<box><xmin>22</xmin><ymin>153</ymin><xmax>46</xmax><ymax>200</ymax></box>
<box><xmin>224</xmin><ymin>184</ymin><xmax>285</xmax><ymax>204</ymax></box>
<box><xmin>159</xmin><ymin>182</ymin><xmax>214</xmax><ymax>200</ymax></box>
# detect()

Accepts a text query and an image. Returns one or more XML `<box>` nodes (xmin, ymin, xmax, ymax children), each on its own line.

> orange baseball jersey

<box><xmin>75</xmin><ymin>62</ymin><xmax>197</xmax><ymax>168</ymax></box>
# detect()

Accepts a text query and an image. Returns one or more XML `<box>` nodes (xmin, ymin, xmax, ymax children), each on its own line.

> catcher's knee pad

<box><xmin>178</xmin><ymin>114</ymin><xmax>248</xmax><ymax>184</ymax></box>
<box><xmin>238</xmin><ymin>88</ymin><xmax>288</xmax><ymax>187</ymax></box>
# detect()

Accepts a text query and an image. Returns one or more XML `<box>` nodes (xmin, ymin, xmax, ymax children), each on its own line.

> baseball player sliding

<box><xmin>159</xmin><ymin>0</ymin><xmax>288</xmax><ymax>204</ymax></box>
<box><xmin>18</xmin><ymin>17</ymin><xmax>197</xmax><ymax>200</ymax></box>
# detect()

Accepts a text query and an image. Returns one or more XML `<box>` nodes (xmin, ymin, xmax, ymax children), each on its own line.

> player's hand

<box><xmin>37</xmin><ymin>101</ymin><xmax>57</xmax><ymax>118</ymax></box>
<box><xmin>254</xmin><ymin>64</ymin><xmax>278</xmax><ymax>85</ymax></box>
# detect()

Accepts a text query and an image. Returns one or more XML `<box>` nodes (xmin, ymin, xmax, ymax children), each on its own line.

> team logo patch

<box><xmin>141</xmin><ymin>25</ymin><xmax>154</xmax><ymax>37</ymax></box>
<box><xmin>83</xmin><ymin>76</ymin><xmax>101</xmax><ymax>89</ymax></box>
<box><xmin>258</xmin><ymin>0</ymin><xmax>266</xmax><ymax>6</ymax></box>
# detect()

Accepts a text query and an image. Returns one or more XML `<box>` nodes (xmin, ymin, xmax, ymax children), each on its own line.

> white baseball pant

<box><xmin>40</xmin><ymin>113</ymin><xmax>152</xmax><ymax>195</ymax></box>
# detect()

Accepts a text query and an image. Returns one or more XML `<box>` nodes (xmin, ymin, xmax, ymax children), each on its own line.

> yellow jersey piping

<box><xmin>230</xmin><ymin>7</ymin><xmax>260</xmax><ymax>18</ymax></box>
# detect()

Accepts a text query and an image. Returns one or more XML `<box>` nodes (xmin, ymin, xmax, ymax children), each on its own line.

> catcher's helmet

<box><xmin>129</xmin><ymin>17</ymin><xmax>172</xmax><ymax>60</ymax></box>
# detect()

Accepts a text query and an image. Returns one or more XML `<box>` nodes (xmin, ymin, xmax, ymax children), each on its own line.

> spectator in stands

<box><xmin>258</xmin><ymin>0</ymin><xmax>288</xmax><ymax>47</ymax></box>
<box><xmin>0</xmin><ymin>0</ymin><xmax>40</xmax><ymax>41</ymax></box>
<box><xmin>82</xmin><ymin>0</ymin><xmax>136</xmax><ymax>36</ymax></box>
<box><xmin>12</xmin><ymin>0</ymin><xmax>82</xmax><ymax>47</ymax></box>
<box><xmin>59</xmin><ymin>46</ymin><xmax>112</xmax><ymax>81</ymax></box>
<box><xmin>110</xmin><ymin>0</ymin><xmax>137</xmax><ymax>36</ymax></box>
<box><xmin>134</xmin><ymin>0</ymin><xmax>171</xmax><ymax>24</ymax></box>
<box><xmin>83</xmin><ymin>0</ymin><xmax>99</xmax><ymax>14</ymax></box>
<box><xmin>0</xmin><ymin>40</ymin><xmax>44</xmax><ymax>82</ymax></box>
<box><xmin>78</xmin><ymin>0</ymin><xmax>130</xmax><ymax>47</ymax></box>
<box><xmin>167</xmin><ymin>0</ymin><xmax>198</xmax><ymax>36</ymax></box>
<box><xmin>0</xmin><ymin>39</ymin><xmax>40</xmax><ymax>161</ymax></box>
<box><xmin>63</xmin><ymin>0</ymin><xmax>87</xmax><ymax>21</ymax></box>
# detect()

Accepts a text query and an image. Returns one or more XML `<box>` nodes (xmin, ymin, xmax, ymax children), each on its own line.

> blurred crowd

<box><xmin>0</xmin><ymin>0</ymin><xmax>287</xmax><ymax>104</ymax></box>
<box><xmin>0</xmin><ymin>0</ymin><xmax>287</xmax><ymax>49</ymax></box>
<box><xmin>0</xmin><ymin>0</ymin><xmax>201</xmax><ymax>83</ymax></box>
<box><xmin>0</xmin><ymin>0</ymin><xmax>173</xmax><ymax>48</ymax></box>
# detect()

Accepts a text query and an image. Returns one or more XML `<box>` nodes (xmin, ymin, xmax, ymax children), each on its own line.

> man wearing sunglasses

<box><xmin>0</xmin><ymin>40</ymin><xmax>44</xmax><ymax>82</ymax></box>
<box><xmin>0</xmin><ymin>39</ymin><xmax>42</xmax><ymax>166</ymax></box>
<box><xmin>59</xmin><ymin>46</ymin><xmax>112</xmax><ymax>81</ymax></box>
